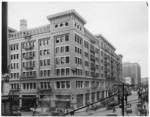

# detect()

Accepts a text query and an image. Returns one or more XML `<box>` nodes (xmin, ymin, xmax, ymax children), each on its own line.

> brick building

<box><xmin>122</xmin><ymin>62</ymin><xmax>141</xmax><ymax>85</ymax></box>
<box><xmin>7</xmin><ymin>9</ymin><xmax>123</xmax><ymax>109</ymax></box>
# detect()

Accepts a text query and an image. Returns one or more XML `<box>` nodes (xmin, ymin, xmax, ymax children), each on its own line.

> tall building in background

<box><xmin>122</xmin><ymin>62</ymin><xmax>141</xmax><ymax>85</ymax></box>
<box><xmin>7</xmin><ymin>10</ymin><xmax>123</xmax><ymax>109</ymax></box>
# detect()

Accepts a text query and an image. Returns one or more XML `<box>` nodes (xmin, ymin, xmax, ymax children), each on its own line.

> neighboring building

<box><xmin>141</xmin><ymin>77</ymin><xmax>148</xmax><ymax>85</ymax></box>
<box><xmin>7</xmin><ymin>9</ymin><xmax>123</xmax><ymax>109</ymax></box>
<box><xmin>123</xmin><ymin>77</ymin><xmax>133</xmax><ymax>85</ymax></box>
<box><xmin>122</xmin><ymin>62</ymin><xmax>141</xmax><ymax>85</ymax></box>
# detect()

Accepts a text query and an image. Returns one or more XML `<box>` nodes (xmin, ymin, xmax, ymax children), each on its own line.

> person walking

<box><xmin>70</xmin><ymin>105</ymin><xmax>75</xmax><ymax>116</ymax></box>
<box><xmin>112</xmin><ymin>106</ymin><xmax>116</xmax><ymax>113</ymax></box>
<box><xmin>143</xmin><ymin>105</ymin><xmax>148</xmax><ymax>116</ymax></box>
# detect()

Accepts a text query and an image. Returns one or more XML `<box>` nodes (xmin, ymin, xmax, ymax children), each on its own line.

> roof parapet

<box><xmin>95</xmin><ymin>34</ymin><xmax>116</xmax><ymax>51</ymax></box>
<box><xmin>47</xmin><ymin>9</ymin><xmax>87</xmax><ymax>25</ymax></box>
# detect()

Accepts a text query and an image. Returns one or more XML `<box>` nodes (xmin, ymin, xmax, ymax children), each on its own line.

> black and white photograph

<box><xmin>1</xmin><ymin>1</ymin><xmax>149</xmax><ymax>116</ymax></box>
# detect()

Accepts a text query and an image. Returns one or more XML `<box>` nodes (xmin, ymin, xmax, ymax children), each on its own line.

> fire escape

<box><xmin>21</xmin><ymin>32</ymin><xmax>36</xmax><ymax>79</ymax></box>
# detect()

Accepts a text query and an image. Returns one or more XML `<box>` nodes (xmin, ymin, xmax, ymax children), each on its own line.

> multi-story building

<box><xmin>141</xmin><ymin>77</ymin><xmax>148</xmax><ymax>85</ymax></box>
<box><xmin>122</xmin><ymin>62</ymin><xmax>141</xmax><ymax>85</ymax></box>
<box><xmin>7</xmin><ymin>9</ymin><xmax>123</xmax><ymax>109</ymax></box>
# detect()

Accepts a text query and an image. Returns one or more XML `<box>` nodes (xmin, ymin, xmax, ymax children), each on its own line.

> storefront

<box><xmin>38</xmin><ymin>95</ymin><xmax>51</xmax><ymax>108</ymax></box>
<box><xmin>85</xmin><ymin>93</ymin><xmax>90</xmax><ymax>104</ymax></box>
<box><xmin>76</xmin><ymin>94</ymin><xmax>83</xmax><ymax>108</ymax></box>
<box><xmin>91</xmin><ymin>92</ymin><xmax>95</xmax><ymax>102</ymax></box>
<box><xmin>55</xmin><ymin>95</ymin><xmax>71</xmax><ymax>109</ymax></box>
<box><xmin>22</xmin><ymin>95</ymin><xmax>37</xmax><ymax>108</ymax></box>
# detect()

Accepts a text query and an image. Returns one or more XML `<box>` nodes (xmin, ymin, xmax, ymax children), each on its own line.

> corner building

<box><xmin>8</xmin><ymin>10</ymin><xmax>123</xmax><ymax>109</ymax></box>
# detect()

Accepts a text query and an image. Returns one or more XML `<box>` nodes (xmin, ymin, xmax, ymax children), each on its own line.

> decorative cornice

<box><xmin>95</xmin><ymin>34</ymin><xmax>116</xmax><ymax>50</ymax></box>
<box><xmin>47</xmin><ymin>9</ymin><xmax>87</xmax><ymax>25</ymax></box>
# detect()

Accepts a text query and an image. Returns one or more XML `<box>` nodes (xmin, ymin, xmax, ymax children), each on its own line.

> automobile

<box><xmin>20</xmin><ymin>105</ymin><xmax>31</xmax><ymax>112</ymax></box>
<box><xmin>107</xmin><ymin>101</ymin><xmax>118</xmax><ymax>110</ymax></box>
<box><xmin>126</xmin><ymin>107</ymin><xmax>132</xmax><ymax>114</ymax></box>
<box><xmin>51</xmin><ymin>111</ymin><xmax>64</xmax><ymax>116</ymax></box>
<box><xmin>106</xmin><ymin>113</ymin><xmax>118</xmax><ymax>116</ymax></box>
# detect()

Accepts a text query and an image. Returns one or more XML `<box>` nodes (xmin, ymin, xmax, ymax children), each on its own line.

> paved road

<box><xmin>74</xmin><ymin>93</ymin><xmax>148</xmax><ymax>116</ymax></box>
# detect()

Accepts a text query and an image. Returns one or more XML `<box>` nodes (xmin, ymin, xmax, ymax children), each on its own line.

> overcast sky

<box><xmin>8</xmin><ymin>2</ymin><xmax>148</xmax><ymax>78</ymax></box>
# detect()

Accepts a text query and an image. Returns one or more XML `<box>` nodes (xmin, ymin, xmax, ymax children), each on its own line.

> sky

<box><xmin>8</xmin><ymin>2</ymin><xmax>148</xmax><ymax>78</ymax></box>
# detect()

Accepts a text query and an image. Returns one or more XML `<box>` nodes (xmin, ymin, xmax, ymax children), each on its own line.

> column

<box><xmin>83</xmin><ymin>94</ymin><xmax>85</xmax><ymax>106</ymax></box>
<box><xmin>19</xmin><ymin>95</ymin><xmax>22</xmax><ymax>108</ymax></box>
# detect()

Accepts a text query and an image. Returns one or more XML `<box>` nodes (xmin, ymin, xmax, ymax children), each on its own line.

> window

<box><xmin>60</xmin><ymin>23</ymin><xmax>63</xmax><ymax>27</ymax></box>
<box><xmin>85</xmin><ymin>81</ymin><xmax>90</xmax><ymax>88</ymax></box>
<box><xmin>66</xmin><ymin>81</ymin><xmax>70</xmax><ymax>88</ymax></box>
<box><xmin>61</xmin><ymin>69</ymin><xmax>65</xmax><ymax>75</ymax></box>
<box><xmin>66</xmin><ymin>57</ymin><xmax>69</xmax><ymax>63</ymax></box>
<box><xmin>65</xmin><ymin>46</ymin><xmax>69</xmax><ymax>52</ymax></box>
<box><xmin>56</xmin><ymin>37</ymin><xmax>59</xmax><ymax>43</ymax></box>
<box><xmin>40</xmin><ymin>60</ymin><xmax>43</xmax><ymax>66</ymax></box>
<box><xmin>65</xmin><ymin>35</ymin><xmax>69</xmax><ymax>41</ymax></box>
<box><xmin>65</xmin><ymin>22</ymin><xmax>69</xmax><ymax>26</ymax></box>
<box><xmin>56</xmin><ymin>82</ymin><xmax>60</xmax><ymax>89</ymax></box>
<box><xmin>60</xmin><ymin>36</ymin><xmax>63</xmax><ymax>42</ymax></box>
<box><xmin>44</xmin><ymin>70</ymin><xmax>47</xmax><ymax>76</ymax></box>
<box><xmin>66</xmin><ymin>68</ymin><xmax>70</xmax><ymax>75</ymax></box>
<box><xmin>40</xmin><ymin>71</ymin><xmax>43</xmax><ymax>76</ymax></box>
<box><xmin>55</xmin><ymin>24</ymin><xmax>58</xmax><ymax>28</ymax></box>
<box><xmin>61</xmin><ymin>46</ymin><xmax>64</xmax><ymax>53</ymax></box>
<box><xmin>56</xmin><ymin>58</ymin><xmax>59</xmax><ymax>64</ymax></box>
<box><xmin>56</xmin><ymin>47</ymin><xmax>59</xmax><ymax>53</ymax></box>
<box><xmin>47</xmin><ymin>49</ymin><xmax>50</xmax><ymax>55</ymax></box>
<box><xmin>75</xmin><ymin>57</ymin><xmax>77</xmax><ymax>64</ymax></box>
<box><xmin>85</xmin><ymin>61</ymin><xmax>89</xmax><ymax>67</ymax></box>
<box><xmin>47</xmin><ymin>59</ymin><xmax>50</xmax><ymax>65</ymax></box>
<box><xmin>76</xmin><ymin>81</ymin><xmax>83</xmax><ymax>88</ymax></box>
<box><xmin>61</xmin><ymin>57</ymin><xmax>65</xmax><ymax>64</ymax></box>
<box><xmin>61</xmin><ymin>81</ymin><xmax>65</xmax><ymax>88</ymax></box>
<box><xmin>48</xmin><ymin>70</ymin><xmax>50</xmax><ymax>76</ymax></box>
<box><xmin>56</xmin><ymin>69</ymin><xmax>60</xmax><ymax>75</ymax></box>
<box><xmin>85</xmin><ymin>71</ymin><xmax>89</xmax><ymax>76</ymax></box>
<box><xmin>40</xmin><ymin>50</ymin><xmax>43</xmax><ymax>56</ymax></box>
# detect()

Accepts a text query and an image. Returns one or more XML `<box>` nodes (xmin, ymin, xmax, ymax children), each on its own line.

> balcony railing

<box><xmin>90</xmin><ymin>55</ymin><xmax>95</xmax><ymax>61</ymax></box>
<box><xmin>24</xmin><ymin>65</ymin><xmax>34</xmax><ymax>70</ymax></box>
<box><xmin>91</xmin><ymin>84</ymin><xmax>98</xmax><ymax>89</ymax></box>
<box><xmin>24</xmin><ymin>45</ymin><xmax>34</xmax><ymax>51</ymax></box>
<box><xmin>91</xmin><ymin>63</ymin><xmax>96</xmax><ymax>70</ymax></box>
<box><xmin>90</xmin><ymin>45</ymin><xmax>95</xmax><ymax>54</ymax></box>
<box><xmin>23</xmin><ymin>54</ymin><xmax>35</xmax><ymax>60</ymax></box>
<box><xmin>20</xmin><ymin>74</ymin><xmax>37</xmax><ymax>79</ymax></box>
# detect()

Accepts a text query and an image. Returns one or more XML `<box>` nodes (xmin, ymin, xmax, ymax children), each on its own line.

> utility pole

<box><xmin>122</xmin><ymin>83</ymin><xmax>124</xmax><ymax>116</ymax></box>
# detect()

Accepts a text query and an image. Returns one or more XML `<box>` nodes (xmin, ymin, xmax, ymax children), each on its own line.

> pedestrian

<box><xmin>112</xmin><ymin>106</ymin><xmax>116</xmax><ymax>113</ymax></box>
<box><xmin>70</xmin><ymin>105</ymin><xmax>75</xmax><ymax>116</ymax></box>
<box><xmin>143</xmin><ymin>105</ymin><xmax>147</xmax><ymax>116</ymax></box>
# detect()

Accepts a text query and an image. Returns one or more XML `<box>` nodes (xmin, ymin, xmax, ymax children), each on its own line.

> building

<box><xmin>7</xmin><ymin>9</ymin><xmax>123</xmax><ymax>109</ymax></box>
<box><xmin>122</xmin><ymin>62</ymin><xmax>141</xmax><ymax>85</ymax></box>
<box><xmin>123</xmin><ymin>77</ymin><xmax>133</xmax><ymax>85</ymax></box>
<box><xmin>141</xmin><ymin>77</ymin><xmax>148</xmax><ymax>85</ymax></box>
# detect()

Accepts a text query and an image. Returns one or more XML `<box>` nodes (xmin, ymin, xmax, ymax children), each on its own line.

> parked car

<box><xmin>106</xmin><ymin>113</ymin><xmax>118</xmax><ymax>116</ymax></box>
<box><xmin>107</xmin><ymin>101</ymin><xmax>118</xmax><ymax>110</ymax></box>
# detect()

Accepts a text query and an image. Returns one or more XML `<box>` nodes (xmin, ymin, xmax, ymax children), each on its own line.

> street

<box><xmin>74</xmin><ymin>93</ymin><xmax>148</xmax><ymax>116</ymax></box>
<box><xmin>20</xmin><ymin>92</ymin><xmax>148</xmax><ymax>116</ymax></box>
